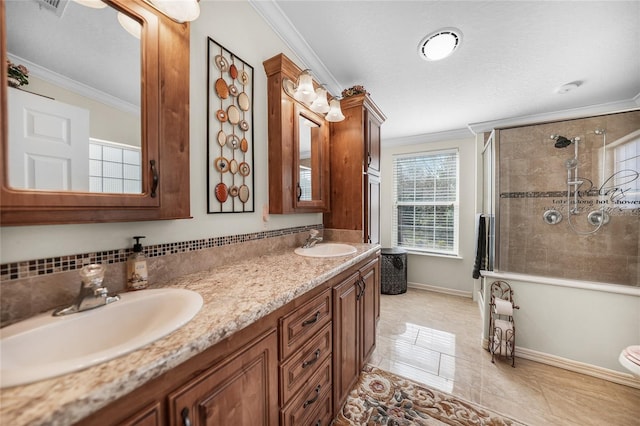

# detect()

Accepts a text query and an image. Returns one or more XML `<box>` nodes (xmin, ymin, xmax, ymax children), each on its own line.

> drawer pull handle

<box><xmin>303</xmin><ymin>385</ymin><xmax>321</xmax><ymax>408</ymax></box>
<box><xmin>302</xmin><ymin>349</ymin><xmax>321</xmax><ymax>368</ymax></box>
<box><xmin>302</xmin><ymin>311</ymin><xmax>320</xmax><ymax>327</ymax></box>
<box><xmin>181</xmin><ymin>407</ymin><xmax>191</xmax><ymax>426</ymax></box>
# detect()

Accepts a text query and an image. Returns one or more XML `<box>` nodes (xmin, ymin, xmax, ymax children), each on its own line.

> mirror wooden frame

<box><xmin>263</xmin><ymin>53</ymin><xmax>330</xmax><ymax>214</ymax></box>
<box><xmin>0</xmin><ymin>0</ymin><xmax>191</xmax><ymax>225</ymax></box>
<box><xmin>293</xmin><ymin>104</ymin><xmax>329</xmax><ymax>211</ymax></box>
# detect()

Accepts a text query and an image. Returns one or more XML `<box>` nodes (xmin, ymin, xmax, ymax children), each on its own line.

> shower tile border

<box><xmin>0</xmin><ymin>224</ymin><xmax>322</xmax><ymax>283</ymax></box>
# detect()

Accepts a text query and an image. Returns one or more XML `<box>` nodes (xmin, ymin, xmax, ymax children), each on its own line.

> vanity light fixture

<box><xmin>418</xmin><ymin>28</ymin><xmax>462</xmax><ymax>61</ymax></box>
<box><xmin>283</xmin><ymin>70</ymin><xmax>345</xmax><ymax>122</ymax></box>
<box><xmin>146</xmin><ymin>0</ymin><xmax>200</xmax><ymax>23</ymax></box>
<box><xmin>325</xmin><ymin>99</ymin><xmax>346</xmax><ymax>122</ymax></box>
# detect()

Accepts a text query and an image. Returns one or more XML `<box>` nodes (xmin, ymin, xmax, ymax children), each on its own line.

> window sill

<box><xmin>405</xmin><ymin>250</ymin><xmax>462</xmax><ymax>260</ymax></box>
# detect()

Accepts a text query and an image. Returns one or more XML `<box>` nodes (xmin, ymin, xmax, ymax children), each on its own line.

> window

<box><xmin>89</xmin><ymin>138</ymin><xmax>141</xmax><ymax>193</ymax></box>
<box><xmin>392</xmin><ymin>149</ymin><xmax>459</xmax><ymax>255</ymax></box>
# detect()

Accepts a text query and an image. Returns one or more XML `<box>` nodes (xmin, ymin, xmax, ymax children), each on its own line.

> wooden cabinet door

<box><xmin>169</xmin><ymin>329</ymin><xmax>279</xmax><ymax>426</ymax></box>
<box><xmin>365</xmin><ymin>110</ymin><xmax>381</xmax><ymax>175</ymax></box>
<box><xmin>365</xmin><ymin>173</ymin><xmax>380</xmax><ymax>244</ymax></box>
<box><xmin>360</xmin><ymin>260</ymin><xmax>379</xmax><ymax>367</ymax></box>
<box><xmin>332</xmin><ymin>272</ymin><xmax>360</xmax><ymax>410</ymax></box>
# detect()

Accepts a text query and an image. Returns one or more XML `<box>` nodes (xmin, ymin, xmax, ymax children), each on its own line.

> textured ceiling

<box><xmin>6</xmin><ymin>0</ymin><xmax>140</xmax><ymax>108</ymax></box>
<box><xmin>263</xmin><ymin>1</ymin><xmax>640</xmax><ymax>141</ymax></box>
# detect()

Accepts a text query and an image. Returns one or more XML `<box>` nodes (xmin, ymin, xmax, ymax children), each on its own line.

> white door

<box><xmin>8</xmin><ymin>87</ymin><xmax>90</xmax><ymax>191</ymax></box>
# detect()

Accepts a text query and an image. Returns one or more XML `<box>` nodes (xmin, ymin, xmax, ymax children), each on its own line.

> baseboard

<box><xmin>407</xmin><ymin>282</ymin><xmax>473</xmax><ymax>299</ymax></box>
<box><xmin>481</xmin><ymin>338</ymin><xmax>640</xmax><ymax>389</ymax></box>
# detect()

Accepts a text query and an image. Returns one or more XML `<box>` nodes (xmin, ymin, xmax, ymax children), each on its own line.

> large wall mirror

<box><xmin>6</xmin><ymin>0</ymin><xmax>142</xmax><ymax>194</ymax></box>
<box><xmin>0</xmin><ymin>0</ymin><xmax>191</xmax><ymax>225</ymax></box>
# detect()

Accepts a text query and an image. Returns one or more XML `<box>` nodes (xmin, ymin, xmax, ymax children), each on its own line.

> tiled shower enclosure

<box><xmin>496</xmin><ymin>110</ymin><xmax>640</xmax><ymax>286</ymax></box>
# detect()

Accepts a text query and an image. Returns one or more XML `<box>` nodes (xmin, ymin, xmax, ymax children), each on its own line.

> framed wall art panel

<box><xmin>207</xmin><ymin>37</ymin><xmax>255</xmax><ymax>213</ymax></box>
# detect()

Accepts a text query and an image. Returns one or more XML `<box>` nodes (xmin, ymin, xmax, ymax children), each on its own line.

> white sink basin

<box><xmin>294</xmin><ymin>243</ymin><xmax>357</xmax><ymax>258</ymax></box>
<box><xmin>0</xmin><ymin>288</ymin><xmax>203</xmax><ymax>388</ymax></box>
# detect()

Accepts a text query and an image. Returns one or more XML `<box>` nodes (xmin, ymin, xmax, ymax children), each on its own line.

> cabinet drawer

<box><xmin>280</xmin><ymin>288</ymin><xmax>331</xmax><ymax>359</ymax></box>
<box><xmin>281</xmin><ymin>357</ymin><xmax>332</xmax><ymax>426</ymax></box>
<box><xmin>280</xmin><ymin>322</ymin><xmax>332</xmax><ymax>404</ymax></box>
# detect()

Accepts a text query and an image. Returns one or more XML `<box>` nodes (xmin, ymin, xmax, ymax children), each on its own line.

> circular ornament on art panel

<box><xmin>238</xmin><ymin>162</ymin><xmax>251</xmax><ymax>177</ymax></box>
<box><xmin>228</xmin><ymin>84</ymin><xmax>239</xmax><ymax>97</ymax></box>
<box><xmin>214</xmin><ymin>55</ymin><xmax>229</xmax><ymax>72</ymax></box>
<box><xmin>215</xmin><ymin>182</ymin><xmax>228</xmax><ymax>203</ymax></box>
<box><xmin>238</xmin><ymin>92</ymin><xmax>250</xmax><ymax>111</ymax></box>
<box><xmin>216</xmin><ymin>109</ymin><xmax>228</xmax><ymax>122</ymax></box>
<box><xmin>229</xmin><ymin>63</ymin><xmax>238</xmax><ymax>80</ymax></box>
<box><xmin>239</xmin><ymin>69</ymin><xmax>250</xmax><ymax>86</ymax></box>
<box><xmin>227</xmin><ymin>105</ymin><xmax>240</xmax><ymax>125</ymax></box>
<box><xmin>238</xmin><ymin>184</ymin><xmax>250</xmax><ymax>203</ymax></box>
<box><xmin>214</xmin><ymin>156</ymin><xmax>230</xmax><ymax>173</ymax></box>
<box><xmin>217</xmin><ymin>130</ymin><xmax>227</xmax><ymax>147</ymax></box>
<box><xmin>229</xmin><ymin>159</ymin><xmax>239</xmax><ymax>174</ymax></box>
<box><xmin>229</xmin><ymin>185</ymin><xmax>239</xmax><ymax>197</ymax></box>
<box><xmin>214</xmin><ymin>78</ymin><xmax>229</xmax><ymax>99</ymax></box>
<box><xmin>226</xmin><ymin>134</ymin><xmax>240</xmax><ymax>150</ymax></box>
<box><xmin>239</xmin><ymin>120</ymin><xmax>250</xmax><ymax>131</ymax></box>
<box><xmin>240</xmin><ymin>137</ymin><xmax>249</xmax><ymax>153</ymax></box>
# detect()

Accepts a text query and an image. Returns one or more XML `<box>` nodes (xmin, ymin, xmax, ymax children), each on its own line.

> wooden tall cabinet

<box><xmin>324</xmin><ymin>94</ymin><xmax>386</xmax><ymax>244</ymax></box>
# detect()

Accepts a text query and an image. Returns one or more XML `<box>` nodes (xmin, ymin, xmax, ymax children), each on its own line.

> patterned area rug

<box><xmin>333</xmin><ymin>365</ymin><xmax>527</xmax><ymax>426</ymax></box>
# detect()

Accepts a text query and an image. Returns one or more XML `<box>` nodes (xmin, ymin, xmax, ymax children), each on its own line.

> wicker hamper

<box><xmin>381</xmin><ymin>248</ymin><xmax>407</xmax><ymax>295</ymax></box>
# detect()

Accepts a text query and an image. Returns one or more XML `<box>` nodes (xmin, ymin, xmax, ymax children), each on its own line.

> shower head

<box><xmin>552</xmin><ymin>135</ymin><xmax>573</xmax><ymax>148</ymax></box>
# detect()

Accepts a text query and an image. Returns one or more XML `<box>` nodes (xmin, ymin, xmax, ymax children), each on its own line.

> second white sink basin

<box><xmin>294</xmin><ymin>243</ymin><xmax>357</xmax><ymax>258</ymax></box>
<box><xmin>0</xmin><ymin>288</ymin><xmax>203</xmax><ymax>388</ymax></box>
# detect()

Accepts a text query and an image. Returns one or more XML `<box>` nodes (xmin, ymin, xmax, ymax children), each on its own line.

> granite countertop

<box><xmin>0</xmin><ymin>243</ymin><xmax>379</xmax><ymax>426</ymax></box>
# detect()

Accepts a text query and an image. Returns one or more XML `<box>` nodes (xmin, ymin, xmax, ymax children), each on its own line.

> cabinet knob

<box><xmin>181</xmin><ymin>407</ymin><xmax>191</xmax><ymax>426</ymax></box>
<box><xmin>303</xmin><ymin>384</ymin><xmax>322</xmax><ymax>408</ymax></box>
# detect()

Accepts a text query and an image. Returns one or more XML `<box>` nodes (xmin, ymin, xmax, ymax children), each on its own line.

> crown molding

<box><xmin>8</xmin><ymin>53</ymin><xmax>140</xmax><ymax>116</ymax></box>
<box><xmin>248</xmin><ymin>0</ymin><xmax>342</xmax><ymax>97</ymax></box>
<box><xmin>467</xmin><ymin>96</ymin><xmax>640</xmax><ymax>134</ymax></box>
<box><xmin>382</xmin><ymin>128</ymin><xmax>475</xmax><ymax>147</ymax></box>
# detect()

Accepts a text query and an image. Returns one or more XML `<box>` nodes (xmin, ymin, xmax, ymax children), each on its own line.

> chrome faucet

<box><xmin>53</xmin><ymin>264</ymin><xmax>120</xmax><ymax>316</ymax></box>
<box><xmin>302</xmin><ymin>229</ymin><xmax>323</xmax><ymax>248</ymax></box>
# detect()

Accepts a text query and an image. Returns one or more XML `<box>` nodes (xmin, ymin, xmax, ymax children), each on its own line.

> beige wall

<box><xmin>380</xmin><ymin>134</ymin><xmax>478</xmax><ymax>295</ymax></box>
<box><xmin>497</xmin><ymin>110</ymin><xmax>640</xmax><ymax>286</ymax></box>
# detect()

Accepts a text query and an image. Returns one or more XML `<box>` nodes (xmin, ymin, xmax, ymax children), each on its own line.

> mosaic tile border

<box><xmin>500</xmin><ymin>190</ymin><xmax>600</xmax><ymax>198</ymax></box>
<box><xmin>0</xmin><ymin>225</ymin><xmax>321</xmax><ymax>282</ymax></box>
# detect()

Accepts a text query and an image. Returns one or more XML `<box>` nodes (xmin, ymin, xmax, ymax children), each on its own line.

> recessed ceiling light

<box><xmin>555</xmin><ymin>81</ymin><xmax>582</xmax><ymax>94</ymax></box>
<box><xmin>418</xmin><ymin>28</ymin><xmax>462</xmax><ymax>61</ymax></box>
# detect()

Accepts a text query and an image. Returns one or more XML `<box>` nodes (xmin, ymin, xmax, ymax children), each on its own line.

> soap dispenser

<box><xmin>127</xmin><ymin>236</ymin><xmax>149</xmax><ymax>290</ymax></box>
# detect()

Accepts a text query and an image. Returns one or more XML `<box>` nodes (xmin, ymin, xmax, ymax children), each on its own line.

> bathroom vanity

<box><xmin>0</xmin><ymin>244</ymin><xmax>380</xmax><ymax>426</ymax></box>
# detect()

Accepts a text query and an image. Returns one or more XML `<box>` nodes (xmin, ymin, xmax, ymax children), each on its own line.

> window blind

<box><xmin>392</xmin><ymin>149</ymin><xmax>459</xmax><ymax>255</ymax></box>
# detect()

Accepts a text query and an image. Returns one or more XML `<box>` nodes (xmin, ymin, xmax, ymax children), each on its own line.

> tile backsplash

<box><xmin>1</xmin><ymin>225</ymin><xmax>321</xmax><ymax>326</ymax></box>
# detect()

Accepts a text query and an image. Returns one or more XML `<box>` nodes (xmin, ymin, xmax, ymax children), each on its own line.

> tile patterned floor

<box><xmin>369</xmin><ymin>288</ymin><xmax>640</xmax><ymax>426</ymax></box>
